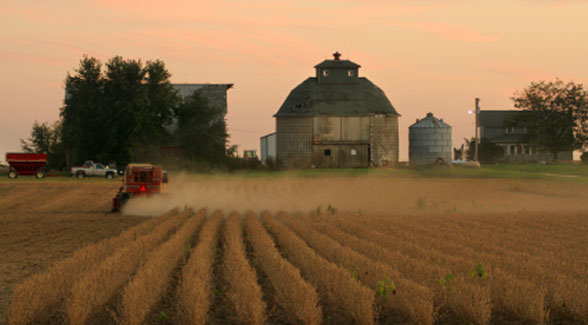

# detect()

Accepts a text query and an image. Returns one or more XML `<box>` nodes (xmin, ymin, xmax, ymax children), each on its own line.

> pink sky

<box><xmin>2</xmin><ymin>0</ymin><xmax>587</xmax><ymax>163</ymax></box>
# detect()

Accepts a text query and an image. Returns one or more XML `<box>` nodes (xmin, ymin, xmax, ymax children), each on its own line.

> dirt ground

<box><xmin>1</xmin><ymin>174</ymin><xmax>588</xmax><ymax>323</ymax></box>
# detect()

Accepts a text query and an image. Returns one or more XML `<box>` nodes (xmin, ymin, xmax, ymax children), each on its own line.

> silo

<box><xmin>409</xmin><ymin>112</ymin><xmax>452</xmax><ymax>165</ymax></box>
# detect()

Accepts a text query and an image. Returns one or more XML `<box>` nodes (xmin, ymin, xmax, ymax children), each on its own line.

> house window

<box><xmin>516</xmin><ymin>144</ymin><xmax>522</xmax><ymax>154</ymax></box>
<box><xmin>324</xmin><ymin>149</ymin><xmax>331</xmax><ymax>156</ymax></box>
<box><xmin>350</xmin><ymin>149</ymin><xmax>357</xmax><ymax>156</ymax></box>
<box><xmin>323</xmin><ymin>70</ymin><xmax>329</xmax><ymax>77</ymax></box>
<box><xmin>505</xmin><ymin>127</ymin><xmax>515</xmax><ymax>134</ymax></box>
<box><xmin>523</xmin><ymin>145</ymin><xmax>530</xmax><ymax>155</ymax></box>
<box><xmin>348</xmin><ymin>70</ymin><xmax>354</xmax><ymax>77</ymax></box>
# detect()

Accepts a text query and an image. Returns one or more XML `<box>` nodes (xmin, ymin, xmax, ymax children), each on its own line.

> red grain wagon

<box><xmin>6</xmin><ymin>152</ymin><xmax>48</xmax><ymax>179</ymax></box>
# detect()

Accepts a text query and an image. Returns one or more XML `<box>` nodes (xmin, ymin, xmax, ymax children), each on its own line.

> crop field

<box><xmin>1</xmin><ymin>168</ymin><xmax>588</xmax><ymax>324</ymax></box>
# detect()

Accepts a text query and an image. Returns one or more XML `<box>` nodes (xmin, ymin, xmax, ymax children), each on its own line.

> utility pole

<box><xmin>475</xmin><ymin>97</ymin><xmax>480</xmax><ymax>162</ymax></box>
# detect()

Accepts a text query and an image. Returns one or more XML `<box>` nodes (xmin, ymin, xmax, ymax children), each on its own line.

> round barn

<box><xmin>273</xmin><ymin>52</ymin><xmax>400</xmax><ymax>168</ymax></box>
<box><xmin>409</xmin><ymin>112</ymin><xmax>452</xmax><ymax>165</ymax></box>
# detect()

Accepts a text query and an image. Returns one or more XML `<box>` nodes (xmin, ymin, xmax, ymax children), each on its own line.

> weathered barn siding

<box><xmin>369</xmin><ymin>115</ymin><xmax>399</xmax><ymax>166</ymax></box>
<box><xmin>273</xmin><ymin>53</ymin><xmax>400</xmax><ymax>168</ymax></box>
<box><xmin>276</xmin><ymin>117</ymin><xmax>313</xmax><ymax>168</ymax></box>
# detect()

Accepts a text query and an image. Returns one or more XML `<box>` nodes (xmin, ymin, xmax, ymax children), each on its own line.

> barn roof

<box><xmin>314</xmin><ymin>59</ymin><xmax>361</xmax><ymax>69</ymax></box>
<box><xmin>274</xmin><ymin>77</ymin><xmax>399</xmax><ymax>117</ymax></box>
<box><xmin>172</xmin><ymin>83</ymin><xmax>233</xmax><ymax>98</ymax></box>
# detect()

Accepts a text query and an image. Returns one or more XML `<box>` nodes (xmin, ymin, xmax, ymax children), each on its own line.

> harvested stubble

<box><xmin>314</xmin><ymin>215</ymin><xmax>492</xmax><ymax>324</ymax></box>
<box><xmin>221</xmin><ymin>212</ymin><xmax>266</xmax><ymax>324</ymax></box>
<box><xmin>176</xmin><ymin>211</ymin><xmax>223</xmax><ymax>325</ymax></box>
<box><xmin>65</xmin><ymin>209</ymin><xmax>191</xmax><ymax>325</ymax></box>
<box><xmin>119</xmin><ymin>209</ymin><xmax>206</xmax><ymax>325</ymax></box>
<box><xmin>243</xmin><ymin>211</ymin><xmax>322</xmax><ymax>325</ymax></box>
<box><xmin>261</xmin><ymin>211</ymin><xmax>375</xmax><ymax>325</ymax></box>
<box><xmin>280</xmin><ymin>214</ymin><xmax>434</xmax><ymax>324</ymax></box>
<box><xmin>9</xmin><ymin>209</ymin><xmax>179</xmax><ymax>325</ymax></box>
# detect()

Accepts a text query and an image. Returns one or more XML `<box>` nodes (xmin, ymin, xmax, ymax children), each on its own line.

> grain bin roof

<box><xmin>274</xmin><ymin>77</ymin><xmax>399</xmax><ymax>117</ymax></box>
<box><xmin>410</xmin><ymin>112</ymin><xmax>451</xmax><ymax>128</ymax></box>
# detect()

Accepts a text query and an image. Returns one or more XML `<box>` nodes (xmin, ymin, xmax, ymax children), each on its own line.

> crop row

<box><xmin>9</xmin><ymin>209</ymin><xmax>587</xmax><ymax>324</ymax></box>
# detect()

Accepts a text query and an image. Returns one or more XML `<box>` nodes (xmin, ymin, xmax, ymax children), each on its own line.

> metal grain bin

<box><xmin>409</xmin><ymin>112</ymin><xmax>452</xmax><ymax>165</ymax></box>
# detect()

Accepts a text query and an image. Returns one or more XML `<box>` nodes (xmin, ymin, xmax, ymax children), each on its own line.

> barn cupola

<box><xmin>314</xmin><ymin>51</ymin><xmax>360</xmax><ymax>84</ymax></box>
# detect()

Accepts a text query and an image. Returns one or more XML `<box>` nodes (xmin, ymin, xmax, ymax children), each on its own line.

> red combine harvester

<box><xmin>112</xmin><ymin>163</ymin><xmax>168</xmax><ymax>212</ymax></box>
<box><xmin>6</xmin><ymin>153</ymin><xmax>48</xmax><ymax>179</ymax></box>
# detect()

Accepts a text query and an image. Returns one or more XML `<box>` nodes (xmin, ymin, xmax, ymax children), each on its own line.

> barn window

<box><xmin>323</xmin><ymin>69</ymin><xmax>329</xmax><ymax>77</ymax></box>
<box><xmin>348</xmin><ymin>70</ymin><xmax>354</xmax><ymax>77</ymax></box>
<box><xmin>350</xmin><ymin>149</ymin><xmax>357</xmax><ymax>156</ymax></box>
<box><xmin>324</xmin><ymin>149</ymin><xmax>331</xmax><ymax>156</ymax></box>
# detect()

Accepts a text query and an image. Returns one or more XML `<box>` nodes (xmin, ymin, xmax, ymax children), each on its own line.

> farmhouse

<box><xmin>479</xmin><ymin>110</ymin><xmax>573</xmax><ymax>162</ymax></box>
<box><xmin>271</xmin><ymin>52</ymin><xmax>400</xmax><ymax>168</ymax></box>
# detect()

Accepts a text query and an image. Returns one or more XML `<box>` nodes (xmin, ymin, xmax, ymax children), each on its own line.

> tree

<box><xmin>20</xmin><ymin>120</ymin><xmax>66</xmax><ymax>170</ymax></box>
<box><xmin>464</xmin><ymin>137</ymin><xmax>505</xmax><ymax>164</ymax></box>
<box><xmin>61</xmin><ymin>56</ymin><xmax>104</xmax><ymax>167</ymax></box>
<box><xmin>174</xmin><ymin>91</ymin><xmax>228</xmax><ymax>164</ymax></box>
<box><xmin>60</xmin><ymin>55</ymin><xmax>179</xmax><ymax>167</ymax></box>
<box><xmin>511</xmin><ymin>79</ymin><xmax>588</xmax><ymax>160</ymax></box>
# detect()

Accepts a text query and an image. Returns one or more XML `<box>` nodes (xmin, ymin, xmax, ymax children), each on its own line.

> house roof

<box><xmin>479</xmin><ymin>110</ymin><xmax>528</xmax><ymax>127</ymax></box>
<box><xmin>274</xmin><ymin>77</ymin><xmax>399</xmax><ymax>117</ymax></box>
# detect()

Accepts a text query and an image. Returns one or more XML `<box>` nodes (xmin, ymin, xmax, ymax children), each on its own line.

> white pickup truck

<box><xmin>70</xmin><ymin>161</ymin><xmax>118</xmax><ymax>180</ymax></box>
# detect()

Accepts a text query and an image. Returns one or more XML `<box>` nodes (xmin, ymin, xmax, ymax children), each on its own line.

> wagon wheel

<box><xmin>8</xmin><ymin>169</ymin><xmax>18</xmax><ymax>179</ymax></box>
<box><xmin>76</xmin><ymin>171</ymin><xmax>85</xmax><ymax>179</ymax></box>
<box><xmin>35</xmin><ymin>170</ymin><xmax>46</xmax><ymax>179</ymax></box>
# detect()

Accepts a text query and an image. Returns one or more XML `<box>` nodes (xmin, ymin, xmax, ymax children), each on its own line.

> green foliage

<box><xmin>416</xmin><ymin>197</ymin><xmax>427</xmax><ymax>209</ymax></box>
<box><xmin>60</xmin><ymin>55</ymin><xmax>180</xmax><ymax>167</ymax></box>
<box><xmin>351</xmin><ymin>269</ymin><xmax>358</xmax><ymax>280</ymax></box>
<box><xmin>377</xmin><ymin>278</ymin><xmax>396</xmax><ymax>297</ymax></box>
<box><xmin>20</xmin><ymin>120</ymin><xmax>66</xmax><ymax>170</ymax></box>
<box><xmin>174</xmin><ymin>91</ymin><xmax>228</xmax><ymax>164</ymax></box>
<box><xmin>158</xmin><ymin>310</ymin><xmax>168</xmax><ymax>321</ymax></box>
<box><xmin>327</xmin><ymin>204</ymin><xmax>337</xmax><ymax>214</ymax></box>
<box><xmin>464</xmin><ymin>137</ymin><xmax>505</xmax><ymax>164</ymax></box>
<box><xmin>316</xmin><ymin>206</ymin><xmax>321</xmax><ymax>215</ymax></box>
<box><xmin>511</xmin><ymin>79</ymin><xmax>588</xmax><ymax>160</ymax></box>
<box><xmin>439</xmin><ymin>273</ymin><xmax>456</xmax><ymax>292</ymax></box>
<box><xmin>469</xmin><ymin>262</ymin><xmax>488</xmax><ymax>279</ymax></box>
<box><xmin>581</xmin><ymin>152</ymin><xmax>588</xmax><ymax>163</ymax></box>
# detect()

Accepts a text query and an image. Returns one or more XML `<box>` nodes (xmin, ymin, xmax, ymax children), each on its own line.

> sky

<box><xmin>2</xmin><ymin>0</ymin><xmax>587</xmax><ymax>163</ymax></box>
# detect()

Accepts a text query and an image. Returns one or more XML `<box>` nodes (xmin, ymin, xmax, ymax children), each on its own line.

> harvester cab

<box><xmin>111</xmin><ymin>163</ymin><xmax>168</xmax><ymax>212</ymax></box>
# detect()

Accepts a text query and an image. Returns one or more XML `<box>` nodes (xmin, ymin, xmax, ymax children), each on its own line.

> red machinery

<box><xmin>6</xmin><ymin>153</ymin><xmax>48</xmax><ymax>179</ymax></box>
<box><xmin>112</xmin><ymin>163</ymin><xmax>168</xmax><ymax>212</ymax></box>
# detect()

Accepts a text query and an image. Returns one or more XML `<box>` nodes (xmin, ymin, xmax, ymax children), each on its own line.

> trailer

<box><xmin>6</xmin><ymin>153</ymin><xmax>48</xmax><ymax>179</ymax></box>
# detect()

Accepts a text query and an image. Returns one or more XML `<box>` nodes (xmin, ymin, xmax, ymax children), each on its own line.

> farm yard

<box><xmin>1</xmin><ymin>167</ymin><xmax>588</xmax><ymax>324</ymax></box>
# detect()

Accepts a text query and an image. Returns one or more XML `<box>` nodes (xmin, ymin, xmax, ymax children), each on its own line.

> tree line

<box><xmin>21</xmin><ymin>56</ymin><xmax>230</xmax><ymax>170</ymax></box>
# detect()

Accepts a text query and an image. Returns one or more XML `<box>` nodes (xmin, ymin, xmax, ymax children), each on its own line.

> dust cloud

<box><xmin>121</xmin><ymin>173</ymin><xmax>588</xmax><ymax>217</ymax></box>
